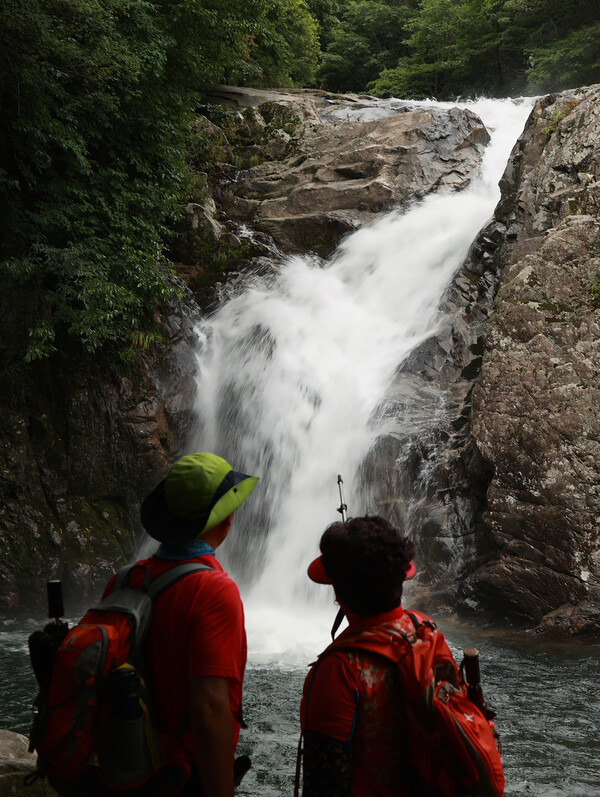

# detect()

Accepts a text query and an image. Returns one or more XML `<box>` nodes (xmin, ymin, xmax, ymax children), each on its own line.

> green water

<box><xmin>2</xmin><ymin>619</ymin><xmax>599</xmax><ymax>796</ymax></box>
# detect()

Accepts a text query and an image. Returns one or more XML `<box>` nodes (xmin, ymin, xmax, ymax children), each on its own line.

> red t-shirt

<box><xmin>104</xmin><ymin>553</ymin><xmax>247</xmax><ymax>761</ymax></box>
<box><xmin>301</xmin><ymin>607</ymin><xmax>411</xmax><ymax>796</ymax></box>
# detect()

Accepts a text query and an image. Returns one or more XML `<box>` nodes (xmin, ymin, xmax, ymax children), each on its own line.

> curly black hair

<box><xmin>319</xmin><ymin>515</ymin><xmax>415</xmax><ymax>615</ymax></box>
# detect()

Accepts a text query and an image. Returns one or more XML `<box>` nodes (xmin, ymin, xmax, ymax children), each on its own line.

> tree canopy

<box><xmin>317</xmin><ymin>1</ymin><xmax>416</xmax><ymax>93</ymax></box>
<box><xmin>364</xmin><ymin>0</ymin><xmax>600</xmax><ymax>99</ymax></box>
<box><xmin>1</xmin><ymin>0</ymin><xmax>599</xmax><ymax>367</ymax></box>
<box><xmin>0</xmin><ymin>0</ymin><xmax>322</xmax><ymax>364</ymax></box>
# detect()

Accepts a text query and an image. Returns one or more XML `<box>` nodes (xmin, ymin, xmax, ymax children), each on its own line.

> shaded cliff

<box><xmin>466</xmin><ymin>88</ymin><xmax>600</xmax><ymax>636</ymax></box>
<box><xmin>0</xmin><ymin>283</ymin><xmax>200</xmax><ymax>617</ymax></box>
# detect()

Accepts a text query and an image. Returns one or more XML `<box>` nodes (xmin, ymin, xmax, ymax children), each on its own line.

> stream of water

<box><xmin>3</xmin><ymin>97</ymin><xmax>599</xmax><ymax>795</ymax></box>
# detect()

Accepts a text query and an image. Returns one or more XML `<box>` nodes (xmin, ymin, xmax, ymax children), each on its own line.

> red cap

<box><xmin>307</xmin><ymin>555</ymin><xmax>416</xmax><ymax>584</ymax></box>
<box><xmin>307</xmin><ymin>556</ymin><xmax>331</xmax><ymax>584</ymax></box>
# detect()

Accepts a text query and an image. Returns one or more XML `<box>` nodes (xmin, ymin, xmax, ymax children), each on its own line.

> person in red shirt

<box><xmin>105</xmin><ymin>452</ymin><xmax>258</xmax><ymax>797</ymax></box>
<box><xmin>300</xmin><ymin>515</ymin><xmax>433</xmax><ymax>797</ymax></box>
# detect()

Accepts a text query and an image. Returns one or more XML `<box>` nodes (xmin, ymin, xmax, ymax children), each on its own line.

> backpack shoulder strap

<box><xmin>405</xmin><ymin>610</ymin><xmax>438</xmax><ymax>633</ymax></box>
<box><xmin>319</xmin><ymin>622</ymin><xmax>413</xmax><ymax>665</ymax></box>
<box><xmin>112</xmin><ymin>561</ymin><xmax>214</xmax><ymax>600</ymax></box>
<box><xmin>113</xmin><ymin>563</ymin><xmax>136</xmax><ymax>591</ymax></box>
<box><xmin>148</xmin><ymin>562</ymin><xmax>214</xmax><ymax>601</ymax></box>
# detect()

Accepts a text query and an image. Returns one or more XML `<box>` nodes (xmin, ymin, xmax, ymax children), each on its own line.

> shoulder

<box><xmin>173</xmin><ymin>567</ymin><xmax>244</xmax><ymax>629</ymax></box>
<box><xmin>180</xmin><ymin>562</ymin><xmax>239</xmax><ymax>593</ymax></box>
<box><xmin>308</xmin><ymin>649</ymin><xmax>360</xmax><ymax>691</ymax></box>
<box><xmin>303</xmin><ymin>651</ymin><xmax>362</xmax><ymax>737</ymax></box>
<box><xmin>304</xmin><ymin>651</ymin><xmax>359</xmax><ymax>699</ymax></box>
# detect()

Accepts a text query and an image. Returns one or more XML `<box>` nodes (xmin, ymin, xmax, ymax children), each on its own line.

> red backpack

<box><xmin>27</xmin><ymin>562</ymin><xmax>212</xmax><ymax>796</ymax></box>
<box><xmin>299</xmin><ymin>610</ymin><xmax>505</xmax><ymax>797</ymax></box>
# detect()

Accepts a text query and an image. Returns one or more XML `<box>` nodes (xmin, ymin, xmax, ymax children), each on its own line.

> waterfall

<box><xmin>189</xmin><ymin>98</ymin><xmax>534</xmax><ymax>664</ymax></box>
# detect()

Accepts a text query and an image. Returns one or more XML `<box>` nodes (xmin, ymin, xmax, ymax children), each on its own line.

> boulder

<box><xmin>0</xmin><ymin>730</ymin><xmax>52</xmax><ymax>797</ymax></box>
<box><xmin>219</xmin><ymin>98</ymin><xmax>489</xmax><ymax>257</ymax></box>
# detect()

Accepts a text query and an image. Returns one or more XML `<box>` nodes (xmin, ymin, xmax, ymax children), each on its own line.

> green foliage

<box><xmin>249</xmin><ymin>0</ymin><xmax>320</xmax><ymax>87</ymax></box>
<box><xmin>318</xmin><ymin>1</ymin><xmax>416</xmax><ymax>93</ymax></box>
<box><xmin>304</xmin><ymin>0</ymin><xmax>343</xmax><ymax>47</ymax></box>
<box><xmin>305</xmin><ymin>0</ymin><xmax>342</xmax><ymax>24</ymax></box>
<box><xmin>369</xmin><ymin>60</ymin><xmax>437</xmax><ymax>99</ymax></box>
<box><xmin>160</xmin><ymin>0</ymin><xmax>321</xmax><ymax>88</ymax></box>
<box><xmin>591</xmin><ymin>276</ymin><xmax>600</xmax><ymax>309</ymax></box>
<box><xmin>153</xmin><ymin>0</ymin><xmax>275</xmax><ymax>87</ymax></box>
<box><xmin>0</xmin><ymin>0</ymin><xmax>323</xmax><ymax>365</ymax></box>
<box><xmin>323</xmin><ymin>0</ymin><xmax>600</xmax><ymax>99</ymax></box>
<box><xmin>0</xmin><ymin>0</ymin><xmax>181</xmax><ymax>361</ymax></box>
<box><xmin>369</xmin><ymin>0</ymin><xmax>470</xmax><ymax>98</ymax></box>
<box><xmin>541</xmin><ymin>108</ymin><xmax>564</xmax><ymax>140</ymax></box>
<box><xmin>527</xmin><ymin>21</ymin><xmax>600</xmax><ymax>93</ymax></box>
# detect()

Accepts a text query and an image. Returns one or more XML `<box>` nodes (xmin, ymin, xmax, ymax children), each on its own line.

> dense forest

<box><xmin>1</xmin><ymin>0</ymin><xmax>600</xmax><ymax>369</ymax></box>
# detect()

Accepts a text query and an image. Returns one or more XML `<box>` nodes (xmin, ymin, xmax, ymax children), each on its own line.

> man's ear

<box><xmin>202</xmin><ymin>512</ymin><xmax>235</xmax><ymax>548</ymax></box>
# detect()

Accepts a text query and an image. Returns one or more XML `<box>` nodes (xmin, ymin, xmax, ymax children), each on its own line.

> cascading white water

<box><xmin>190</xmin><ymin>98</ymin><xmax>534</xmax><ymax>665</ymax></box>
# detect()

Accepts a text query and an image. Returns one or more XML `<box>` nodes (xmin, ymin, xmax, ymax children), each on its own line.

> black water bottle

<box><xmin>110</xmin><ymin>669</ymin><xmax>143</xmax><ymax>721</ymax></box>
<box><xmin>46</xmin><ymin>580</ymin><xmax>65</xmax><ymax>619</ymax></box>
<box><xmin>99</xmin><ymin>668</ymin><xmax>151</xmax><ymax>785</ymax></box>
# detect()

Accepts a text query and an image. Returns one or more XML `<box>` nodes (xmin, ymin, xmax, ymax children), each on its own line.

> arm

<box><xmin>301</xmin><ymin>653</ymin><xmax>357</xmax><ymax>797</ymax></box>
<box><xmin>190</xmin><ymin>675</ymin><xmax>235</xmax><ymax>797</ymax></box>
<box><xmin>302</xmin><ymin>730</ymin><xmax>352</xmax><ymax>797</ymax></box>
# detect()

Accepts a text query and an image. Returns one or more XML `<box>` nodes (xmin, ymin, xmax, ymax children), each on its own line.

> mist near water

<box><xmin>189</xmin><ymin>98</ymin><xmax>534</xmax><ymax>666</ymax></box>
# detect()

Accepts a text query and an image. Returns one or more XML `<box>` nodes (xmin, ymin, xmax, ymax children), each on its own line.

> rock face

<box><xmin>364</xmin><ymin>86</ymin><xmax>600</xmax><ymax>637</ymax></box>
<box><xmin>0</xmin><ymin>283</ymin><xmax>201</xmax><ymax>617</ymax></box>
<box><xmin>213</xmin><ymin>87</ymin><xmax>489</xmax><ymax>257</ymax></box>
<box><xmin>465</xmin><ymin>88</ymin><xmax>600</xmax><ymax>635</ymax></box>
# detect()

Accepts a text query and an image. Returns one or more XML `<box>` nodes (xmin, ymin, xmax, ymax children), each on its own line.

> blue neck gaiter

<box><xmin>154</xmin><ymin>538</ymin><xmax>216</xmax><ymax>561</ymax></box>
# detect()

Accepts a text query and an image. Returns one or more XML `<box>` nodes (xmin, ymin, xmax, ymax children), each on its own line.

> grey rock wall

<box><xmin>465</xmin><ymin>87</ymin><xmax>600</xmax><ymax>635</ymax></box>
<box><xmin>365</xmin><ymin>86</ymin><xmax>600</xmax><ymax>637</ymax></box>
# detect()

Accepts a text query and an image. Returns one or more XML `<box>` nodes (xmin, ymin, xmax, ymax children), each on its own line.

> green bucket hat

<box><xmin>141</xmin><ymin>452</ymin><xmax>259</xmax><ymax>544</ymax></box>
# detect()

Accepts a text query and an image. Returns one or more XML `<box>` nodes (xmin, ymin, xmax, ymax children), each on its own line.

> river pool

<box><xmin>2</xmin><ymin>617</ymin><xmax>599</xmax><ymax>796</ymax></box>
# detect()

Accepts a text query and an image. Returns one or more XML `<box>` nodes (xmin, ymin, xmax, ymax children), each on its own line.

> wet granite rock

<box><xmin>0</xmin><ymin>730</ymin><xmax>52</xmax><ymax>796</ymax></box>
<box><xmin>464</xmin><ymin>87</ymin><xmax>600</xmax><ymax>635</ymax></box>
<box><xmin>215</xmin><ymin>91</ymin><xmax>489</xmax><ymax>257</ymax></box>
